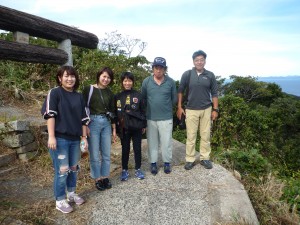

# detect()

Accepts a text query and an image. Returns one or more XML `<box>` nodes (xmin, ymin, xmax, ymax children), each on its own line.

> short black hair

<box><xmin>56</xmin><ymin>65</ymin><xmax>79</xmax><ymax>90</ymax></box>
<box><xmin>121</xmin><ymin>71</ymin><xmax>135</xmax><ymax>84</ymax></box>
<box><xmin>192</xmin><ymin>50</ymin><xmax>207</xmax><ymax>60</ymax></box>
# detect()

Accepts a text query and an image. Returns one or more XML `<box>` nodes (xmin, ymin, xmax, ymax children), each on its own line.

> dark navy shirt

<box><xmin>42</xmin><ymin>87</ymin><xmax>90</xmax><ymax>140</ymax></box>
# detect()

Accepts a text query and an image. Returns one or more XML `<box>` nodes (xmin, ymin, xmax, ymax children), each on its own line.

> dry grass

<box><xmin>0</xmin><ymin>137</ymin><xmax>123</xmax><ymax>225</ymax></box>
<box><xmin>245</xmin><ymin>173</ymin><xmax>300</xmax><ymax>225</ymax></box>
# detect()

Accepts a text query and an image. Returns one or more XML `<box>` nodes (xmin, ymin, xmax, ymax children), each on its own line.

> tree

<box><xmin>223</xmin><ymin>75</ymin><xmax>283</xmax><ymax>106</ymax></box>
<box><xmin>99</xmin><ymin>31</ymin><xmax>147</xmax><ymax>58</ymax></box>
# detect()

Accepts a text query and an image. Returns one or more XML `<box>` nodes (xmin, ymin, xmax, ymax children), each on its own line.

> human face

<box><xmin>123</xmin><ymin>77</ymin><xmax>133</xmax><ymax>90</ymax></box>
<box><xmin>59</xmin><ymin>71</ymin><xmax>76</xmax><ymax>92</ymax></box>
<box><xmin>153</xmin><ymin>66</ymin><xmax>166</xmax><ymax>79</ymax></box>
<box><xmin>98</xmin><ymin>72</ymin><xmax>111</xmax><ymax>88</ymax></box>
<box><xmin>193</xmin><ymin>55</ymin><xmax>206</xmax><ymax>73</ymax></box>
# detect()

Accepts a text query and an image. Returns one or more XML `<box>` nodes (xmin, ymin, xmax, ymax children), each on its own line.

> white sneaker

<box><xmin>56</xmin><ymin>199</ymin><xmax>73</xmax><ymax>213</ymax></box>
<box><xmin>67</xmin><ymin>193</ymin><xmax>85</xmax><ymax>205</ymax></box>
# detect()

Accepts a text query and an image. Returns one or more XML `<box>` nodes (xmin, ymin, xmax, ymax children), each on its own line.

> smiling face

<box><xmin>123</xmin><ymin>77</ymin><xmax>133</xmax><ymax>90</ymax></box>
<box><xmin>98</xmin><ymin>72</ymin><xmax>111</xmax><ymax>88</ymax></box>
<box><xmin>59</xmin><ymin>71</ymin><xmax>76</xmax><ymax>91</ymax></box>
<box><xmin>193</xmin><ymin>55</ymin><xmax>206</xmax><ymax>73</ymax></box>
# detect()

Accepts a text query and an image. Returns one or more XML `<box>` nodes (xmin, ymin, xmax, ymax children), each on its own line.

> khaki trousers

<box><xmin>185</xmin><ymin>108</ymin><xmax>212</xmax><ymax>162</ymax></box>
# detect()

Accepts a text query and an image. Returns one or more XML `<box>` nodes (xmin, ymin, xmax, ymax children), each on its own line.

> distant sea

<box><xmin>257</xmin><ymin>76</ymin><xmax>300</xmax><ymax>97</ymax></box>
<box><xmin>225</xmin><ymin>76</ymin><xmax>300</xmax><ymax>97</ymax></box>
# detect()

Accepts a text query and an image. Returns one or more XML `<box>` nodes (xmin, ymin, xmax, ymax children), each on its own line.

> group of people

<box><xmin>42</xmin><ymin>50</ymin><xmax>219</xmax><ymax>214</ymax></box>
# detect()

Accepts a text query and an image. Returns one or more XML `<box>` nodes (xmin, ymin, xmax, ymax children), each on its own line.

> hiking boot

<box><xmin>200</xmin><ymin>160</ymin><xmax>213</xmax><ymax>169</ymax></box>
<box><xmin>121</xmin><ymin>170</ymin><xmax>129</xmax><ymax>181</ymax></box>
<box><xmin>67</xmin><ymin>193</ymin><xmax>85</xmax><ymax>205</ymax></box>
<box><xmin>164</xmin><ymin>162</ymin><xmax>171</xmax><ymax>174</ymax></box>
<box><xmin>103</xmin><ymin>178</ymin><xmax>112</xmax><ymax>189</ymax></box>
<box><xmin>184</xmin><ymin>162</ymin><xmax>195</xmax><ymax>170</ymax></box>
<box><xmin>135</xmin><ymin>169</ymin><xmax>145</xmax><ymax>180</ymax></box>
<box><xmin>95</xmin><ymin>180</ymin><xmax>105</xmax><ymax>191</ymax></box>
<box><xmin>150</xmin><ymin>163</ymin><xmax>158</xmax><ymax>175</ymax></box>
<box><xmin>56</xmin><ymin>199</ymin><xmax>73</xmax><ymax>214</ymax></box>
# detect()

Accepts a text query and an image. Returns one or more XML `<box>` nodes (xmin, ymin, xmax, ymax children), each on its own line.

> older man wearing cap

<box><xmin>177</xmin><ymin>50</ymin><xmax>219</xmax><ymax>170</ymax></box>
<box><xmin>141</xmin><ymin>57</ymin><xmax>177</xmax><ymax>175</ymax></box>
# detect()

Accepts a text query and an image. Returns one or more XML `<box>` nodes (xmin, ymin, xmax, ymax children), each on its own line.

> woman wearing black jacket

<box><xmin>115</xmin><ymin>72</ymin><xmax>146</xmax><ymax>181</ymax></box>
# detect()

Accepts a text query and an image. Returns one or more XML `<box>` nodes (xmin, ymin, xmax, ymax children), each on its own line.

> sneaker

<box><xmin>67</xmin><ymin>193</ymin><xmax>85</xmax><ymax>205</ymax></box>
<box><xmin>135</xmin><ymin>169</ymin><xmax>145</xmax><ymax>180</ymax></box>
<box><xmin>200</xmin><ymin>160</ymin><xmax>213</xmax><ymax>169</ymax></box>
<box><xmin>121</xmin><ymin>170</ymin><xmax>129</xmax><ymax>181</ymax></box>
<box><xmin>164</xmin><ymin>163</ymin><xmax>171</xmax><ymax>174</ymax></box>
<box><xmin>184</xmin><ymin>162</ymin><xmax>195</xmax><ymax>170</ymax></box>
<box><xmin>103</xmin><ymin>178</ymin><xmax>112</xmax><ymax>189</ymax></box>
<box><xmin>56</xmin><ymin>199</ymin><xmax>73</xmax><ymax>214</ymax></box>
<box><xmin>95</xmin><ymin>180</ymin><xmax>105</xmax><ymax>191</ymax></box>
<box><xmin>150</xmin><ymin>163</ymin><xmax>158</xmax><ymax>175</ymax></box>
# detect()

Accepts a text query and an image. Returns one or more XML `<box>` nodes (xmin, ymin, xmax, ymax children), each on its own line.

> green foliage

<box><xmin>212</xmin><ymin>94</ymin><xmax>266</xmax><ymax>149</ymax></box>
<box><xmin>0</xmin><ymin>31</ymin><xmax>151</xmax><ymax>96</ymax></box>
<box><xmin>217</xmin><ymin>148</ymin><xmax>272</xmax><ymax>177</ymax></box>
<box><xmin>172</xmin><ymin>127</ymin><xmax>187</xmax><ymax>144</ymax></box>
<box><xmin>223</xmin><ymin>75</ymin><xmax>284</xmax><ymax>106</ymax></box>
<box><xmin>282</xmin><ymin>173</ymin><xmax>300</xmax><ymax>212</ymax></box>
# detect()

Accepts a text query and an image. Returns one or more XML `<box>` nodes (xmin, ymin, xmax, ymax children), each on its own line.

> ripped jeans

<box><xmin>49</xmin><ymin>137</ymin><xmax>80</xmax><ymax>201</ymax></box>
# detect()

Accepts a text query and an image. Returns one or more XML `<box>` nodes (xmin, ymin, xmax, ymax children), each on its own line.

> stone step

<box><xmin>0</xmin><ymin>150</ymin><xmax>17</xmax><ymax>167</ymax></box>
<box><xmin>0</xmin><ymin>165</ymin><xmax>18</xmax><ymax>176</ymax></box>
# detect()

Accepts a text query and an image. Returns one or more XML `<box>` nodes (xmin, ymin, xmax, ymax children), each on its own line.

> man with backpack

<box><xmin>177</xmin><ymin>50</ymin><xmax>219</xmax><ymax>170</ymax></box>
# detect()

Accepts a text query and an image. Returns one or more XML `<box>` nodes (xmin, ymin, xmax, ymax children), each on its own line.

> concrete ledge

<box><xmin>78</xmin><ymin>139</ymin><xmax>259</xmax><ymax>225</ymax></box>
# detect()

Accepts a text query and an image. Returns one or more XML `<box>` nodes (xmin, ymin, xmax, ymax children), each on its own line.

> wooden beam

<box><xmin>0</xmin><ymin>39</ymin><xmax>68</xmax><ymax>64</ymax></box>
<box><xmin>0</xmin><ymin>6</ymin><xmax>99</xmax><ymax>49</ymax></box>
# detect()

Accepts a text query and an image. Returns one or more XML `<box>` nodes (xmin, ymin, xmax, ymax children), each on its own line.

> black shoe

<box><xmin>200</xmin><ymin>160</ymin><xmax>213</xmax><ymax>169</ymax></box>
<box><xmin>184</xmin><ymin>162</ymin><xmax>195</xmax><ymax>170</ymax></box>
<box><xmin>103</xmin><ymin>178</ymin><xmax>112</xmax><ymax>189</ymax></box>
<box><xmin>150</xmin><ymin>163</ymin><xmax>158</xmax><ymax>175</ymax></box>
<box><xmin>164</xmin><ymin>162</ymin><xmax>171</xmax><ymax>174</ymax></box>
<box><xmin>95</xmin><ymin>180</ymin><xmax>105</xmax><ymax>191</ymax></box>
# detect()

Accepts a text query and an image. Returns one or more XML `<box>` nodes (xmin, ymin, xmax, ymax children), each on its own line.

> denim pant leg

<box><xmin>50</xmin><ymin>138</ymin><xmax>80</xmax><ymax>200</ymax></box>
<box><xmin>157</xmin><ymin>119</ymin><xmax>173</xmax><ymax>163</ymax></box>
<box><xmin>66</xmin><ymin>140</ymin><xmax>81</xmax><ymax>193</ymax></box>
<box><xmin>147</xmin><ymin>120</ymin><xmax>159</xmax><ymax>163</ymax></box>
<box><xmin>88</xmin><ymin>115</ymin><xmax>112</xmax><ymax>179</ymax></box>
<box><xmin>100</xmin><ymin>119</ymin><xmax>112</xmax><ymax>177</ymax></box>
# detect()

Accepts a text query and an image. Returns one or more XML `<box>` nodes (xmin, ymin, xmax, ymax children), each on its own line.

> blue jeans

<box><xmin>49</xmin><ymin>137</ymin><xmax>80</xmax><ymax>201</ymax></box>
<box><xmin>88</xmin><ymin>114</ymin><xmax>112</xmax><ymax>179</ymax></box>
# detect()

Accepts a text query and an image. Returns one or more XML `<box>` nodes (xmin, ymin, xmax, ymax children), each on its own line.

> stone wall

<box><xmin>0</xmin><ymin>120</ymin><xmax>46</xmax><ymax>162</ymax></box>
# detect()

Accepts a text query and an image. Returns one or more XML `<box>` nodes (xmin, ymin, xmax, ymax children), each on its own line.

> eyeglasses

<box><xmin>194</xmin><ymin>58</ymin><xmax>205</xmax><ymax>63</ymax></box>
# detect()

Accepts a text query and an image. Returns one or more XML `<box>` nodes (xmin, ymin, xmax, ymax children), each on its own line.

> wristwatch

<box><xmin>212</xmin><ymin>108</ymin><xmax>219</xmax><ymax>113</ymax></box>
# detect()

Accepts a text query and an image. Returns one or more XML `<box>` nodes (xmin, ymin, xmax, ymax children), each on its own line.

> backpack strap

<box><xmin>182</xmin><ymin>70</ymin><xmax>192</xmax><ymax>106</ymax></box>
<box><xmin>85</xmin><ymin>85</ymin><xmax>94</xmax><ymax>116</ymax></box>
<box><xmin>87</xmin><ymin>85</ymin><xmax>94</xmax><ymax>107</ymax></box>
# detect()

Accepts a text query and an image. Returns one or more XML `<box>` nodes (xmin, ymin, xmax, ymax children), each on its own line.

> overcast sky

<box><xmin>1</xmin><ymin>0</ymin><xmax>300</xmax><ymax>80</ymax></box>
